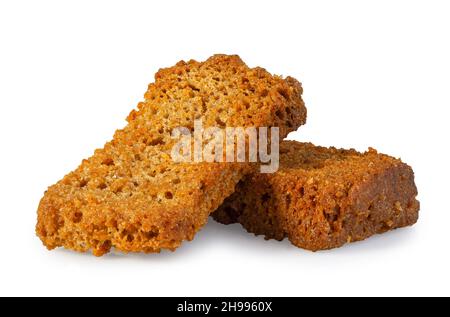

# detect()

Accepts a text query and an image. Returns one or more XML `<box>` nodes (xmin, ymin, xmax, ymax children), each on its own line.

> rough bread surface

<box><xmin>213</xmin><ymin>141</ymin><xmax>419</xmax><ymax>251</ymax></box>
<box><xmin>36</xmin><ymin>55</ymin><xmax>307</xmax><ymax>256</ymax></box>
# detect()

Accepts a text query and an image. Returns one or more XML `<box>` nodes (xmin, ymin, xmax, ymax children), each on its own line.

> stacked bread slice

<box><xmin>36</xmin><ymin>55</ymin><xmax>306</xmax><ymax>255</ymax></box>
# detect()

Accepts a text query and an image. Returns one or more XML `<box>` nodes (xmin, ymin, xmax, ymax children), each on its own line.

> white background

<box><xmin>0</xmin><ymin>0</ymin><xmax>449</xmax><ymax>297</ymax></box>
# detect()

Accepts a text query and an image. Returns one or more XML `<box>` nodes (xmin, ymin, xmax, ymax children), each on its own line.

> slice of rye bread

<box><xmin>213</xmin><ymin>141</ymin><xmax>419</xmax><ymax>251</ymax></box>
<box><xmin>36</xmin><ymin>54</ymin><xmax>307</xmax><ymax>256</ymax></box>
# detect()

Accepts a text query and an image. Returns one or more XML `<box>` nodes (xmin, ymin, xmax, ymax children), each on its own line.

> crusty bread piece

<box><xmin>36</xmin><ymin>55</ymin><xmax>307</xmax><ymax>256</ymax></box>
<box><xmin>213</xmin><ymin>141</ymin><xmax>419</xmax><ymax>251</ymax></box>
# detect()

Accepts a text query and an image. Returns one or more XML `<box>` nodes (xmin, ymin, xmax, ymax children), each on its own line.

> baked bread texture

<box><xmin>213</xmin><ymin>141</ymin><xmax>419</xmax><ymax>251</ymax></box>
<box><xmin>36</xmin><ymin>55</ymin><xmax>307</xmax><ymax>256</ymax></box>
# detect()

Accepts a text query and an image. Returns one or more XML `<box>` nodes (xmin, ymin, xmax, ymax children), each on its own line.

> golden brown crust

<box><xmin>213</xmin><ymin>141</ymin><xmax>419</xmax><ymax>251</ymax></box>
<box><xmin>36</xmin><ymin>54</ymin><xmax>307</xmax><ymax>256</ymax></box>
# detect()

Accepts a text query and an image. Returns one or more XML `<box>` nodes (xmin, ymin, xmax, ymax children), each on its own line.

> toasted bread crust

<box><xmin>36</xmin><ymin>55</ymin><xmax>306</xmax><ymax>256</ymax></box>
<box><xmin>213</xmin><ymin>141</ymin><xmax>419</xmax><ymax>251</ymax></box>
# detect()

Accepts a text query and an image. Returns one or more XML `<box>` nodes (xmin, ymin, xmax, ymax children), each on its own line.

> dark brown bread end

<box><xmin>213</xmin><ymin>141</ymin><xmax>419</xmax><ymax>251</ymax></box>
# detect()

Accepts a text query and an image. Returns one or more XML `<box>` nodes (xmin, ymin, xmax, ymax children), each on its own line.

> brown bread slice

<box><xmin>36</xmin><ymin>55</ymin><xmax>307</xmax><ymax>256</ymax></box>
<box><xmin>213</xmin><ymin>141</ymin><xmax>419</xmax><ymax>251</ymax></box>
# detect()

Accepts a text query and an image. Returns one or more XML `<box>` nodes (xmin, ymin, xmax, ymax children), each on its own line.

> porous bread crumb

<box><xmin>213</xmin><ymin>141</ymin><xmax>419</xmax><ymax>251</ymax></box>
<box><xmin>36</xmin><ymin>55</ymin><xmax>307</xmax><ymax>256</ymax></box>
